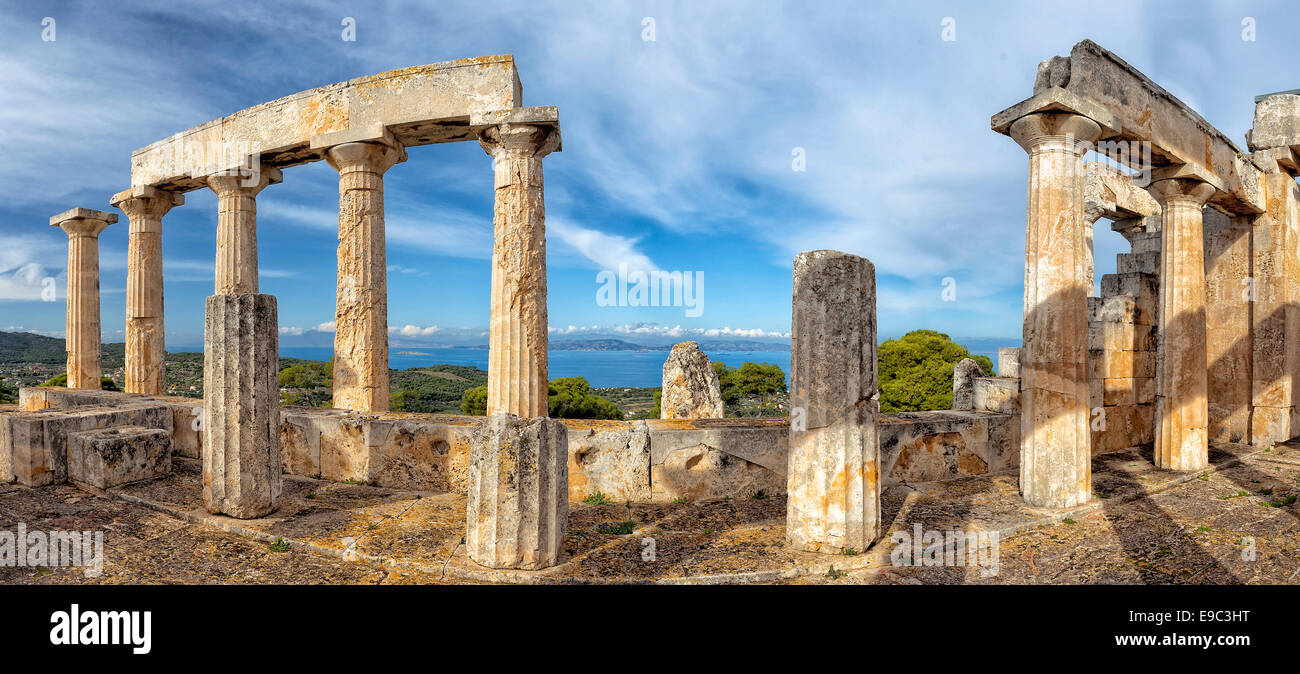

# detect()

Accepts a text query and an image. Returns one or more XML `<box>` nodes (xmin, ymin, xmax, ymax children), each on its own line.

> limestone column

<box><xmin>201</xmin><ymin>166</ymin><xmax>282</xmax><ymax>519</ymax></box>
<box><xmin>478</xmin><ymin>123</ymin><xmax>561</xmax><ymax>417</ymax></box>
<box><xmin>321</xmin><ymin>138</ymin><xmax>405</xmax><ymax>412</ymax></box>
<box><xmin>1148</xmin><ymin>176</ymin><xmax>1216</xmax><ymax>471</ymax></box>
<box><xmin>50</xmin><ymin>209</ymin><xmax>117</xmax><ymax>390</ymax></box>
<box><xmin>787</xmin><ymin>250</ymin><xmax>880</xmax><ymax>554</ymax></box>
<box><xmin>111</xmin><ymin>187</ymin><xmax>183</xmax><ymax>395</ymax></box>
<box><xmin>1009</xmin><ymin>112</ymin><xmax>1102</xmax><ymax>508</ymax></box>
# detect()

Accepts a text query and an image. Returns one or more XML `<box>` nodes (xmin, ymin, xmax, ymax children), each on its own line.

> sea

<box><xmin>171</xmin><ymin>345</ymin><xmax>1007</xmax><ymax>388</ymax></box>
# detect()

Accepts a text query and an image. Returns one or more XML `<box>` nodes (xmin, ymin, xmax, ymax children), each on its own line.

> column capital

<box><xmin>110</xmin><ymin>186</ymin><xmax>184</xmax><ymax>224</ymax></box>
<box><xmin>1008</xmin><ymin>112</ymin><xmax>1103</xmax><ymax>154</ymax></box>
<box><xmin>50</xmin><ymin>208</ymin><xmax>116</xmax><ymax>238</ymax></box>
<box><xmin>477</xmin><ymin>122</ymin><xmax>561</xmax><ymax>159</ymax></box>
<box><xmin>1147</xmin><ymin>177</ymin><xmax>1217</xmax><ymax>207</ymax></box>
<box><xmin>204</xmin><ymin>165</ymin><xmax>283</xmax><ymax>198</ymax></box>
<box><xmin>323</xmin><ymin>141</ymin><xmax>406</xmax><ymax>174</ymax></box>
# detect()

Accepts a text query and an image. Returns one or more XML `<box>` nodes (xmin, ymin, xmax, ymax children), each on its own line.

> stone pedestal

<box><xmin>111</xmin><ymin>187</ymin><xmax>183</xmax><ymax>395</ymax></box>
<box><xmin>203</xmin><ymin>293</ymin><xmax>281</xmax><ymax>518</ymax></box>
<box><xmin>786</xmin><ymin>250</ymin><xmax>880</xmax><ymax>553</ymax></box>
<box><xmin>322</xmin><ymin>139</ymin><xmax>406</xmax><ymax>412</ymax></box>
<box><xmin>1149</xmin><ymin>177</ymin><xmax>1216</xmax><ymax>471</ymax></box>
<box><xmin>206</xmin><ymin>168</ymin><xmax>281</xmax><ymax>295</ymax></box>
<box><xmin>952</xmin><ymin>358</ymin><xmax>983</xmax><ymax>411</ymax></box>
<box><xmin>466</xmin><ymin>413</ymin><xmax>568</xmax><ymax>569</ymax></box>
<box><xmin>479</xmin><ymin>123</ymin><xmax>561</xmax><ymax>417</ymax></box>
<box><xmin>51</xmin><ymin>208</ymin><xmax>117</xmax><ymax>390</ymax></box>
<box><xmin>660</xmin><ymin>341</ymin><xmax>725</xmax><ymax>419</ymax></box>
<box><xmin>1009</xmin><ymin>112</ymin><xmax>1101</xmax><ymax>508</ymax></box>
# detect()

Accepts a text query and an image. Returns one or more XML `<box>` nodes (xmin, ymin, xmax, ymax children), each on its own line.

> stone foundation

<box><xmin>68</xmin><ymin>425</ymin><xmax>171</xmax><ymax>489</ymax></box>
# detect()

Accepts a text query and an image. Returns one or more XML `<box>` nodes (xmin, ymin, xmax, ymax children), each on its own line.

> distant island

<box><xmin>548</xmin><ymin>338</ymin><xmax>789</xmax><ymax>352</ymax></box>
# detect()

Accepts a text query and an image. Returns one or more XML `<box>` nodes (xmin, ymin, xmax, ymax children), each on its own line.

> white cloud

<box><xmin>548</xmin><ymin>218</ymin><xmax>660</xmax><ymax>273</ymax></box>
<box><xmin>390</xmin><ymin>324</ymin><xmax>440</xmax><ymax>337</ymax></box>
<box><xmin>279</xmin><ymin>326</ymin><xmax>305</xmax><ymax>336</ymax></box>
<box><xmin>315</xmin><ymin>321</ymin><xmax>336</xmax><ymax>332</ymax></box>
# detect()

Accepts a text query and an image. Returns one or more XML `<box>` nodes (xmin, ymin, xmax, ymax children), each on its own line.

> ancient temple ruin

<box><xmin>3</xmin><ymin>42</ymin><xmax>1300</xmax><ymax>578</ymax></box>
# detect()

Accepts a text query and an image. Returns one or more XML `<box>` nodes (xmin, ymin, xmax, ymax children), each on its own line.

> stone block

<box><xmin>0</xmin><ymin>404</ymin><xmax>171</xmax><ymax>486</ymax></box>
<box><xmin>1117</xmin><ymin>251</ymin><xmax>1160</xmax><ymax>275</ymax></box>
<box><xmin>659</xmin><ymin>342</ymin><xmax>724</xmax><ymax>419</ymax></box>
<box><xmin>952</xmin><ymin>358</ymin><xmax>983</xmax><ymax>411</ymax></box>
<box><xmin>1089</xmin><ymin>295</ymin><xmax>1138</xmax><ymax>324</ymax></box>
<box><xmin>466</xmin><ymin>414</ymin><xmax>568</xmax><ymax>570</ymax></box>
<box><xmin>1248</xmin><ymin>94</ymin><xmax>1300</xmax><ymax>151</ymax></box>
<box><xmin>203</xmin><ymin>293</ymin><xmax>281</xmax><ymax>518</ymax></box>
<box><xmin>68</xmin><ymin>426</ymin><xmax>171</xmax><ymax>489</ymax></box>
<box><xmin>997</xmin><ymin>347</ymin><xmax>1020</xmax><ymax>378</ymax></box>
<box><xmin>973</xmin><ymin>377</ymin><xmax>1019</xmax><ymax>414</ymax></box>
<box><xmin>568</xmin><ymin>420</ymin><xmax>651</xmax><ymax>502</ymax></box>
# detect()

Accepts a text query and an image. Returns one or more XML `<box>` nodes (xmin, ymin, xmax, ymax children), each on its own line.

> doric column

<box><xmin>787</xmin><ymin>250</ymin><xmax>880</xmax><ymax>553</ymax></box>
<box><xmin>207</xmin><ymin>167</ymin><xmax>281</xmax><ymax>295</ymax></box>
<box><xmin>50</xmin><ymin>208</ymin><xmax>116</xmax><ymax>390</ymax></box>
<box><xmin>1009</xmin><ymin>112</ymin><xmax>1102</xmax><ymax>508</ymax></box>
<box><xmin>1147</xmin><ymin>175</ymin><xmax>1216</xmax><ymax>471</ymax></box>
<box><xmin>313</xmin><ymin>128</ymin><xmax>406</xmax><ymax>412</ymax></box>
<box><xmin>478</xmin><ymin>121</ymin><xmax>561</xmax><ymax>417</ymax></box>
<box><xmin>201</xmin><ymin>164</ymin><xmax>282</xmax><ymax>519</ymax></box>
<box><xmin>110</xmin><ymin>187</ymin><xmax>183</xmax><ymax>395</ymax></box>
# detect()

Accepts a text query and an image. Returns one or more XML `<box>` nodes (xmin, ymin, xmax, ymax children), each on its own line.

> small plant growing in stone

<box><xmin>306</xmin><ymin>492</ymin><xmax>316</xmax><ymax>500</ymax></box>
<box><xmin>597</xmin><ymin>520</ymin><xmax>635</xmax><ymax>535</ymax></box>
<box><xmin>1259</xmin><ymin>487</ymin><xmax>1274</xmax><ymax>495</ymax></box>
<box><xmin>1197</xmin><ymin>473</ymin><xmax>1209</xmax><ymax>482</ymax></box>
<box><xmin>268</xmin><ymin>537</ymin><xmax>291</xmax><ymax>552</ymax></box>
<box><xmin>582</xmin><ymin>491</ymin><xmax>611</xmax><ymax>505</ymax></box>
<box><xmin>1194</xmin><ymin>525</ymin><xmax>1211</xmax><ymax>534</ymax></box>
<box><xmin>341</xmin><ymin>478</ymin><xmax>367</xmax><ymax>486</ymax></box>
<box><xmin>1062</xmin><ymin>518</ymin><xmax>1075</xmax><ymax>525</ymax></box>
<box><xmin>841</xmin><ymin>548</ymin><xmax>858</xmax><ymax>556</ymax></box>
<box><xmin>672</xmin><ymin>497</ymin><xmax>689</xmax><ymax>504</ymax></box>
<box><xmin>825</xmin><ymin>565</ymin><xmax>845</xmax><ymax>580</ymax></box>
<box><xmin>365</xmin><ymin>524</ymin><xmax>379</xmax><ymax>531</ymax></box>
<box><xmin>701</xmin><ymin>528</ymin><xmax>714</xmax><ymax>534</ymax></box>
<box><xmin>752</xmin><ymin>489</ymin><xmax>768</xmax><ymax>500</ymax></box>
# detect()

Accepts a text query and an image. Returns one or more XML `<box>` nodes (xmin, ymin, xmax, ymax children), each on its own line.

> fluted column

<box><xmin>1009</xmin><ymin>112</ymin><xmax>1102</xmax><ymax>508</ymax></box>
<box><xmin>50</xmin><ymin>209</ymin><xmax>117</xmax><ymax>390</ymax></box>
<box><xmin>1148</xmin><ymin>177</ymin><xmax>1216</xmax><ymax>471</ymax></box>
<box><xmin>478</xmin><ymin>123</ymin><xmax>560</xmax><ymax>417</ymax></box>
<box><xmin>322</xmin><ymin>139</ymin><xmax>405</xmax><ymax>412</ymax></box>
<box><xmin>207</xmin><ymin>168</ymin><xmax>281</xmax><ymax>295</ymax></box>
<box><xmin>201</xmin><ymin>164</ymin><xmax>282</xmax><ymax>519</ymax></box>
<box><xmin>111</xmin><ymin>187</ymin><xmax>183</xmax><ymax>395</ymax></box>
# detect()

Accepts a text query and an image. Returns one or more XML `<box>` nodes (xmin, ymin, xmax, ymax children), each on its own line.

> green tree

<box><xmin>460</xmin><ymin>385</ymin><xmax>488</xmax><ymax>415</ymax></box>
<box><xmin>40</xmin><ymin>372</ymin><xmax>119</xmax><ymax>391</ymax></box>
<box><xmin>0</xmin><ymin>374</ymin><xmax>16</xmax><ymax>404</ymax></box>
<box><xmin>711</xmin><ymin>361</ymin><xmax>788</xmax><ymax>416</ymax></box>
<box><xmin>878</xmin><ymin>329</ymin><xmax>992</xmax><ymax>413</ymax></box>
<box><xmin>458</xmin><ymin>378</ymin><xmax>623</xmax><ymax>420</ymax></box>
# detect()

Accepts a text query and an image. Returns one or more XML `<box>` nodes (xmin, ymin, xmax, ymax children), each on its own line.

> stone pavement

<box><xmin>3</xmin><ymin>441</ymin><xmax>1299</xmax><ymax>585</ymax></box>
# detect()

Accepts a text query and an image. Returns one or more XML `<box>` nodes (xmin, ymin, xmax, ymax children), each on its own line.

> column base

<box><xmin>786</xmin><ymin>406</ymin><xmax>881</xmax><ymax>554</ymax></box>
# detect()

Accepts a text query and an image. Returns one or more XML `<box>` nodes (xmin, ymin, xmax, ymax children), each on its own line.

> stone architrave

<box><xmin>1148</xmin><ymin>176</ymin><xmax>1216</xmax><ymax>471</ymax></box>
<box><xmin>312</xmin><ymin>128</ymin><xmax>407</xmax><ymax>413</ymax></box>
<box><xmin>952</xmin><ymin>358</ymin><xmax>984</xmax><ymax>411</ymax></box>
<box><xmin>786</xmin><ymin>250</ymin><xmax>880</xmax><ymax>554</ymax></box>
<box><xmin>50</xmin><ymin>208</ymin><xmax>117</xmax><ymax>390</ymax></box>
<box><xmin>660</xmin><ymin>341</ymin><xmax>725</xmax><ymax>419</ymax></box>
<box><xmin>201</xmin><ymin>165</ymin><xmax>283</xmax><ymax>519</ymax></box>
<box><xmin>478</xmin><ymin>122</ymin><xmax>561</xmax><ymax>417</ymax></box>
<box><xmin>111</xmin><ymin>187</ymin><xmax>184</xmax><ymax>395</ymax></box>
<box><xmin>466</xmin><ymin>413</ymin><xmax>568</xmax><ymax>569</ymax></box>
<box><xmin>1009</xmin><ymin>112</ymin><xmax>1102</xmax><ymax>509</ymax></box>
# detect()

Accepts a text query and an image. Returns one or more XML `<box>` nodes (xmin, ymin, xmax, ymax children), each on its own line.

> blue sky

<box><xmin>0</xmin><ymin>0</ymin><xmax>1295</xmax><ymax>348</ymax></box>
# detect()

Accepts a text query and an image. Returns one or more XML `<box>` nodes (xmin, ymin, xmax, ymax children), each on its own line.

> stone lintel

<box><xmin>130</xmin><ymin>56</ymin><xmax>523</xmax><ymax>192</ymax></box>
<box><xmin>204</xmin><ymin>165</ymin><xmax>284</xmax><ymax>188</ymax></box>
<box><xmin>49</xmin><ymin>208</ymin><xmax>118</xmax><ymax>228</ymax></box>
<box><xmin>309</xmin><ymin>123</ymin><xmax>403</xmax><ymax>151</ymax></box>
<box><xmin>1085</xmin><ymin>161</ymin><xmax>1160</xmax><ymax>222</ymax></box>
<box><xmin>470</xmin><ymin>106</ymin><xmax>562</xmax><ymax>152</ymax></box>
<box><xmin>1248</xmin><ymin>146</ymin><xmax>1300</xmax><ymax>176</ymax></box>
<box><xmin>110</xmin><ymin>185</ymin><xmax>185</xmax><ymax>208</ymax></box>
<box><xmin>990</xmin><ymin>86</ymin><xmax>1120</xmax><ymax>137</ymax></box>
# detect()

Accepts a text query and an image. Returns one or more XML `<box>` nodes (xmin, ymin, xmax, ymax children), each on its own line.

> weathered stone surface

<box><xmin>205</xmin><ymin>166</ymin><xmax>281</xmax><ymax>296</ymax></box>
<box><xmin>111</xmin><ymin>186</ymin><xmax>183</xmax><ymax>395</ymax></box>
<box><xmin>652</xmin><ymin>442</ymin><xmax>783</xmax><ymax>502</ymax></box>
<box><xmin>659</xmin><ymin>341</ymin><xmax>724</xmax><ymax>419</ymax></box>
<box><xmin>997</xmin><ymin>347</ymin><xmax>1020</xmax><ymax>378</ymax></box>
<box><xmin>974</xmin><ymin>377</ymin><xmax>1020</xmax><ymax>414</ymax></box>
<box><xmin>568</xmin><ymin>420</ymin><xmax>651</xmax><ymax>501</ymax></box>
<box><xmin>320</xmin><ymin>138</ymin><xmax>406</xmax><ymax>413</ymax></box>
<box><xmin>203</xmin><ymin>293</ymin><xmax>281</xmax><ymax>518</ymax></box>
<box><xmin>0</xmin><ymin>404</ymin><xmax>171</xmax><ymax>486</ymax></box>
<box><xmin>67</xmin><ymin>426</ymin><xmax>171</xmax><ymax>489</ymax></box>
<box><xmin>1204</xmin><ymin>208</ymin><xmax>1253</xmax><ymax>445</ymax></box>
<box><xmin>787</xmin><ymin>250</ymin><xmax>879</xmax><ymax>553</ymax></box>
<box><xmin>1247</xmin><ymin>94</ymin><xmax>1300</xmax><ymax>151</ymax></box>
<box><xmin>952</xmin><ymin>358</ymin><xmax>984</xmax><ymax>411</ymax></box>
<box><xmin>51</xmin><ymin>209</ymin><xmax>116</xmax><ymax>390</ymax></box>
<box><xmin>1008</xmin><ymin>112</ymin><xmax>1100</xmax><ymax>508</ymax></box>
<box><xmin>466</xmin><ymin>414</ymin><xmax>568</xmax><ymax>569</ymax></box>
<box><xmin>479</xmin><ymin>122</ymin><xmax>561</xmax><ymax>417</ymax></box>
<box><xmin>131</xmin><ymin>56</ymin><xmax>523</xmax><ymax>191</ymax></box>
<box><xmin>1148</xmin><ymin>177</ymin><xmax>1215</xmax><ymax>471</ymax></box>
<box><xmin>881</xmin><ymin>410</ymin><xmax>1019</xmax><ymax>483</ymax></box>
